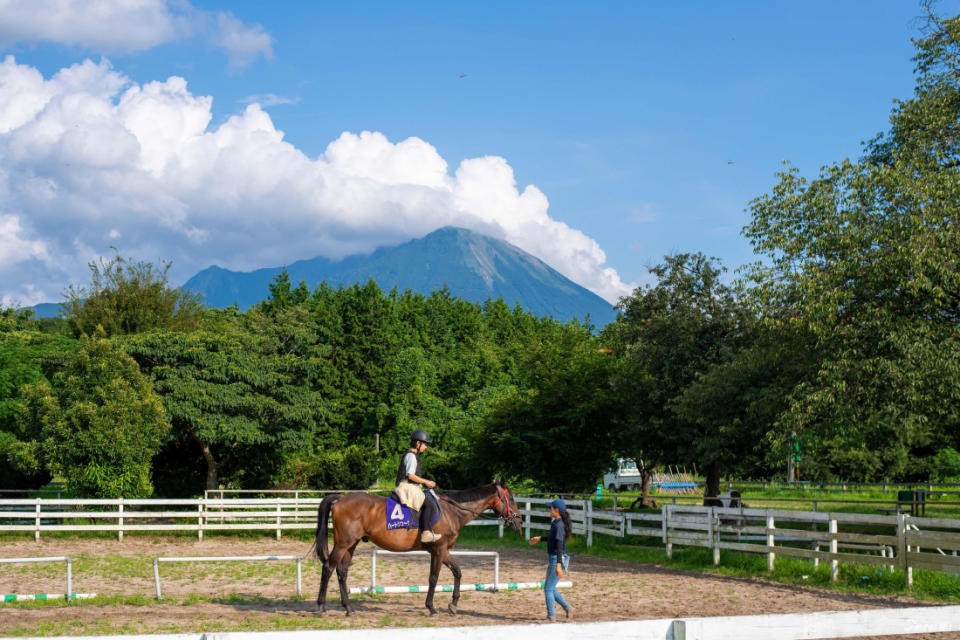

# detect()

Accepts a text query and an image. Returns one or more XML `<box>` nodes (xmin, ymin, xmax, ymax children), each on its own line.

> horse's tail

<box><xmin>312</xmin><ymin>493</ymin><xmax>341</xmax><ymax>565</ymax></box>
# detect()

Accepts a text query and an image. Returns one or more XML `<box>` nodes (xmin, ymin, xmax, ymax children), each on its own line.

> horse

<box><xmin>313</xmin><ymin>479</ymin><xmax>522</xmax><ymax>616</ymax></box>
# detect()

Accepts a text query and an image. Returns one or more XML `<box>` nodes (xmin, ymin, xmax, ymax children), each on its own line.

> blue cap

<box><xmin>548</xmin><ymin>498</ymin><xmax>566</xmax><ymax>511</ymax></box>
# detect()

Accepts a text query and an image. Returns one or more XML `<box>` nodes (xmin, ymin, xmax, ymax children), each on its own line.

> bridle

<box><xmin>492</xmin><ymin>485</ymin><xmax>521</xmax><ymax>527</ymax></box>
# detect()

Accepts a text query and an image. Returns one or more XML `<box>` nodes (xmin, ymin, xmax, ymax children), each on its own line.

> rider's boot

<box><xmin>420</xmin><ymin>529</ymin><xmax>442</xmax><ymax>543</ymax></box>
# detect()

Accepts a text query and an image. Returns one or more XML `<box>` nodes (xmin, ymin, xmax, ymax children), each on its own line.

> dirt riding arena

<box><xmin>0</xmin><ymin>537</ymin><xmax>957</xmax><ymax>638</ymax></box>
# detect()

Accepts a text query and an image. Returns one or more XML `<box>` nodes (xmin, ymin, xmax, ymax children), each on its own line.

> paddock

<box><xmin>1</xmin><ymin>536</ymin><xmax>958</xmax><ymax>639</ymax></box>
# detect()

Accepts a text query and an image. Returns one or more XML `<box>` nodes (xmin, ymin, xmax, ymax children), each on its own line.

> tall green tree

<box><xmin>124</xmin><ymin>320</ymin><xmax>327</xmax><ymax>494</ymax></box>
<box><xmin>22</xmin><ymin>333</ymin><xmax>168</xmax><ymax>497</ymax></box>
<box><xmin>614</xmin><ymin>253</ymin><xmax>753</xmax><ymax>497</ymax></box>
<box><xmin>475</xmin><ymin>324</ymin><xmax>624</xmax><ymax>492</ymax></box>
<box><xmin>65</xmin><ymin>254</ymin><xmax>203</xmax><ymax>337</ymax></box>
<box><xmin>744</xmin><ymin>14</ymin><xmax>960</xmax><ymax>480</ymax></box>
<box><xmin>0</xmin><ymin>310</ymin><xmax>76</xmax><ymax>490</ymax></box>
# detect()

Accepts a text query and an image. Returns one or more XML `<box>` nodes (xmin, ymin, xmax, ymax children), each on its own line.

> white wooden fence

<box><xmin>0</xmin><ymin>496</ymin><xmax>502</xmax><ymax>541</ymax></box>
<box><xmin>3</xmin><ymin>495</ymin><xmax>960</xmax><ymax>586</ymax></box>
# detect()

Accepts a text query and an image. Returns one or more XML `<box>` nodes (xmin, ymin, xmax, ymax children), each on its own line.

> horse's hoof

<box><xmin>427</xmin><ymin>607</ymin><xmax>438</xmax><ymax>616</ymax></box>
<box><xmin>448</xmin><ymin>604</ymin><xmax>457</xmax><ymax>615</ymax></box>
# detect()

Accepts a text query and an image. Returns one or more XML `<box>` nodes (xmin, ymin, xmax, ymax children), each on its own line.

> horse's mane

<box><xmin>440</xmin><ymin>484</ymin><xmax>497</xmax><ymax>505</ymax></box>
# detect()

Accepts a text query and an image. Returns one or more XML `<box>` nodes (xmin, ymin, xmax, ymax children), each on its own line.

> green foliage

<box><xmin>65</xmin><ymin>254</ymin><xmax>204</xmax><ymax>338</ymax></box>
<box><xmin>0</xmin><ymin>324</ymin><xmax>76</xmax><ymax>490</ymax></box>
<box><xmin>930</xmin><ymin>448</ymin><xmax>960</xmax><ymax>481</ymax></box>
<box><xmin>475</xmin><ymin>324</ymin><xmax>625</xmax><ymax>492</ymax></box>
<box><xmin>743</xmin><ymin>15</ymin><xmax>960</xmax><ymax>481</ymax></box>
<box><xmin>23</xmin><ymin>333</ymin><xmax>169</xmax><ymax>497</ymax></box>
<box><xmin>123</xmin><ymin>320</ymin><xmax>327</xmax><ymax>493</ymax></box>
<box><xmin>310</xmin><ymin>444</ymin><xmax>380</xmax><ymax>490</ymax></box>
<box><xmin>611</xmin><ymin>253</ymin><xmax>755</xmax><ymax>493</ymax></box>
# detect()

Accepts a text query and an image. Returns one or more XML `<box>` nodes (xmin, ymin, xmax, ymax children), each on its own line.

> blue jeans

<box><xmin>544</xmin><ymin>554</ymin><xmax>570</xmax><ymax>618</ymax></box>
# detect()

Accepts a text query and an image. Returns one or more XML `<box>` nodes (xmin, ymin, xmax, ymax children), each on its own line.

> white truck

<box><xmin>602</xmin><ymin>458</ymin><xmax>642</xmax><ymax>492</ymax></box>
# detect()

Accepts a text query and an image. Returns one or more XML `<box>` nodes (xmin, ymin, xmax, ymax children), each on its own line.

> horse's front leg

<box><xmin>441</xmin><ymin>549</ymin><xmax>462</xmax><ymax>615</ymax></box>
<box><xmin>424</xmin><ymin>549</ymin><xmax>442</xmax><ymax>616</ymax></box>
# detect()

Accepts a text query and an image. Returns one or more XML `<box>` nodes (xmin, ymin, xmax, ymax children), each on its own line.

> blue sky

<box><xmin>1</xmin><ymin>1</ymin><xmax>955</xmax><ymax>307</ymax></box>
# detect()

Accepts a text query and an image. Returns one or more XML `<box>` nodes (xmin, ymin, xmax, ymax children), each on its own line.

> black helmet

<box><xmin>410</xmin><ymin>429</ymin><xmax>431</xmax><ymax>444</ymax></box>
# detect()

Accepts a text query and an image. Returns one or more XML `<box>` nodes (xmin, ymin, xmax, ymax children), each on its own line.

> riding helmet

<box><xmin>410</xmin><ymin>429</ymin><xmax>431</xmax><ymax>444</ymax></box>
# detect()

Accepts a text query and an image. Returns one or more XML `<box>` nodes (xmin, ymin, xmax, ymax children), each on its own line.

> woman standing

<box><xmin>528</xmin><ymin>498</ymin><xmax>572</xmax><ymax>621</ymax></box>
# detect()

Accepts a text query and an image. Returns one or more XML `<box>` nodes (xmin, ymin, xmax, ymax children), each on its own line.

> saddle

<box><xmin>386</xmin><ymin>491</ymin><xmax>440</xmax><ymax>531</ymax></box>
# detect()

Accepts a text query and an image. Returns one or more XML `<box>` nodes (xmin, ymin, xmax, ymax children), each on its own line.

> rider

<box><xmin>395</xmin><ymin>429</ymin><xmax>442</xmax><ymax>543</ymax></box>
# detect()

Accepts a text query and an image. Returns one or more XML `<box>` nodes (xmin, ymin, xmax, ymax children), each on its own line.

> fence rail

<box><xmin>4</xmin><ymin>493</ymin><xmax>960</xmax><ymax>586</ymax></box>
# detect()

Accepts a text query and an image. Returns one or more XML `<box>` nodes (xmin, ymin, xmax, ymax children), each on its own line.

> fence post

<box><xmin>812</xmin><ymin>522</ymin><xmax>820</xmax><ymax>570</ymax></box>
<box><xmin>766</xmin><ymin>513</ymin><xmax>775</xmax><ymax>572</ymax></box>
<box><xmin>524</xmin><ymin>500</ymin><xmax>531</xmax><ymax>540</ymax></box>
<box><xmin>198</xmin><ymin>502</ymin><xmax>204</xmax><ymax>542</ymax></box>
<box><xmin>296</xmin><ymin>557</ymin><xmax>302</xmax><ymax>597</ymax></box>
<box><xmin>586</xmin><ymin>499</ymin><xmax>593</xmax><ymax>547</ymax></box>
<box><xmin>498</xmin><ymin>519</ymin><xmax>504</xmax><ymax>538</ymax></box>
<box><xmin>829</xmin><ymin>518</ymin><xmax>839</xmax><ymax>582</ymax></box>
<box><xmin>664</xmin><ymin>505</ymin><xmax>673</xmax><ymax>559</ymax></box>
<box><xmin>118</xmin><ymin>498</ymin><xmax>124</xmax><ymax>542</ymax></box>
<box><xmin>276</xmin><ymin>501</ymin><xmax>282</xmax><ymax>540</ymax></box>
<box><xmin>896</xmin><ymin>512</ymin><xmax>907</xmax><ymax>583</ymax></box>
<box><xmin>35</xmin><ymin>497</ymin><xmax>41</xmax><ymax>542</ymax></box>
<box><xmin>66</xmin><ymin>557</ymin><xmax>72</xmax><ymax>601</ymax></box>
<box><xmin>711</xmin><ymin>507</ymin><xmax>719</xmax><ymax>566</ymax></box>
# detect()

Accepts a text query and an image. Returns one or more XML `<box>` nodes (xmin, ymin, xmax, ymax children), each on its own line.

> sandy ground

<box><xmin>1</xmin><ymin>536</ymin><xmax>958</xmax><ymax>638</ymax></box>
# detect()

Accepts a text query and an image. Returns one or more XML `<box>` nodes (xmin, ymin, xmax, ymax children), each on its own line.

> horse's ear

<box><xmin>492</xmin><ymin>477</ymin><xmax>502</xmax><ymax>487</ymax></box>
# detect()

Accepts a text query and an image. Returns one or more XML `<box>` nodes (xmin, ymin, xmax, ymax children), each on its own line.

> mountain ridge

<box><xmin>30</xmin><ymin>227</ymin><xmax>618</xmax><ymax>326</ymax></box>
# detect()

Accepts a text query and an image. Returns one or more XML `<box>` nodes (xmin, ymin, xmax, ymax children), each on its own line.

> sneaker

<box><xmin>420</xmin><ymin>530</ymin><xmax>442</xmax><ymax>543</ymax></box>
<box><xmin>545</xmin><ymin>616</ymin><xmax>556</xmax><ymax>623</ymax></box>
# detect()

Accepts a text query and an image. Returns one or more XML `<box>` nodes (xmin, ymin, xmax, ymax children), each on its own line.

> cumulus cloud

<box><xmin>0</xmin><ymin>56</ymin><xmax>634</xmax><ymax>305</ymax></box>
<box><xmin>0</xmin><ymin>0</ymin><xmax>271</xmax><ymax>68</ymax></box>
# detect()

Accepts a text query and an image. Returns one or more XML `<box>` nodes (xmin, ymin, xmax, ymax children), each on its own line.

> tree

<box><xmin>65</xmin><ymin>254</ymin><xmax>203</xmax><ymax>337</ymax></box>
<box><xmin>743</xmin><ymin>14</ymin><xmax>960</xmax><ymax>480</ymax></box>
<box><xmin>124</xmin><ymin>319</ymin><xmax>327</xmax><ymax>493</ymax></box>
<box><xmin>614</xmin><ymin>254</ymin><xmax>753</xmax><ymax>498</ymax></box>
<box><xmin>474</xmin><ymin>324</ymin><xmax>624</xmax><ymax>493</ymax></box>
<box><xmin>0</xmin><ymin>316</ymin><xmax>76</xmax><ymax>490</ymax></box>
<box><xmin>22</xmin><ymin>333</ymin><xmax>168</xmax><ymax>497</ymax></box>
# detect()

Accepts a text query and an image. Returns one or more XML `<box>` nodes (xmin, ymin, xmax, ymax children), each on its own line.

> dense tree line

<box><xmin>1</xmin><ymin>17</ymin><xmax>959</xmax><ymax>498</ymax></box>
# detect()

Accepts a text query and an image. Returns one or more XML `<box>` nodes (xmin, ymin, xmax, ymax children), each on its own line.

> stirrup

<box><xmin>420</xmin><ymin>530</ymin><xmax>442</xmax><ymax>543</ymax></box>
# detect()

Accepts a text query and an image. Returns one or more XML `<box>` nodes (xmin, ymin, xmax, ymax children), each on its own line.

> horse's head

<box><xmin>492</xmin><ymin>479</ymin><xmax>522</xmax><ymax>532</ymax></box>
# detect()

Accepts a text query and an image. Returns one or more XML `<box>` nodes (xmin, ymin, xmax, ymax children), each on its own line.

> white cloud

<box><xmin>240</xmin><ymin>93</ymin><xmax>299</xmax><ymax>108</ymax></box>
<box><xmin>212</xmin><ymin>12</ymin><xmax>273</xmax><ymax>70</ymax></box>
<box><xmin>0</xmin><ymin>0</ymin><xmax>271</xmax><ymax>68</ymax></box>
<box><xmin>0</xmin><ymin>57</ymin><xmax>634</xmax><ymax>305</ymax></box>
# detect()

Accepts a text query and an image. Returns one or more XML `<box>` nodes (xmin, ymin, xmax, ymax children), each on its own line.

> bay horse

<box><xmin>313</xmin><ymin>480</ymin><xmax>522</xmax><ymax>616</ymax></box>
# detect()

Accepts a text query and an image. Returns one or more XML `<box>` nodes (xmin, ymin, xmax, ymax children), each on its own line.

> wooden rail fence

<box><xmin>3</xmin><ymin>495</ymin><xmax>960</xmax><ymax>586</ymax></box>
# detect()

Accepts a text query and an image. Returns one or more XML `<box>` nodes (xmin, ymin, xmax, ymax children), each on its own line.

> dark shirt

<box><xmin>395</xmin><ymin>450</ymin><xmax>422</xmax><ymax>486</ymax></box>
<box><xmin>540</xmin><ymin>517</ymin><xmax>566</xmax><ymax>556</ymax></box>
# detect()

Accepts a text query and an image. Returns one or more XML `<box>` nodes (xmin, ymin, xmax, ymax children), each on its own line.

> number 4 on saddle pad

<box><xmin>385</xmin><ymin>497</ymin><xmax>439</xmax><ymax>530</ymax></box>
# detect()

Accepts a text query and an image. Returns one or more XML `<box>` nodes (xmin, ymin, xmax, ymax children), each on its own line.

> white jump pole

<box><xmin>153</xmin><ymin>555</ymin><xmax>303</xmax><ymax>600</ymax></box>
<box><xmin>0</xmin><ymin>556</ymin><xmax>74</xmax><ymax>601</ymax></box>
<box><xmin>351</xmin><ymin>580</ymin><xmax>572</xmax><ymax>595</ymax></box>
<box><xmin>370</xmin><ymin>550</ymin><xmax>499</xmax><ymax>591</ymax></box>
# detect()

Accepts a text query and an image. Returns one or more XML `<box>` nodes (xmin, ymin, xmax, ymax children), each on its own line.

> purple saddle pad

<box><xmin>385</xmin><ymin>497</ymin><xmax>438</xmax><ymax>530</ymax></box>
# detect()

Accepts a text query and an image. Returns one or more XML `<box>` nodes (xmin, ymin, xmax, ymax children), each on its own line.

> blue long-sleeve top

<box><xmin>539</xmin><ymin>517</ymin><xmax>566</xmax><ymax>556</ymax></box>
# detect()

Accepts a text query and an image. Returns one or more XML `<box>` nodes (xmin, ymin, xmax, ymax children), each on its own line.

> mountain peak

<box><xmin>177</xmin><ymin>228</ymin><xmax>615</xmax><ymax>324</ymax></box>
